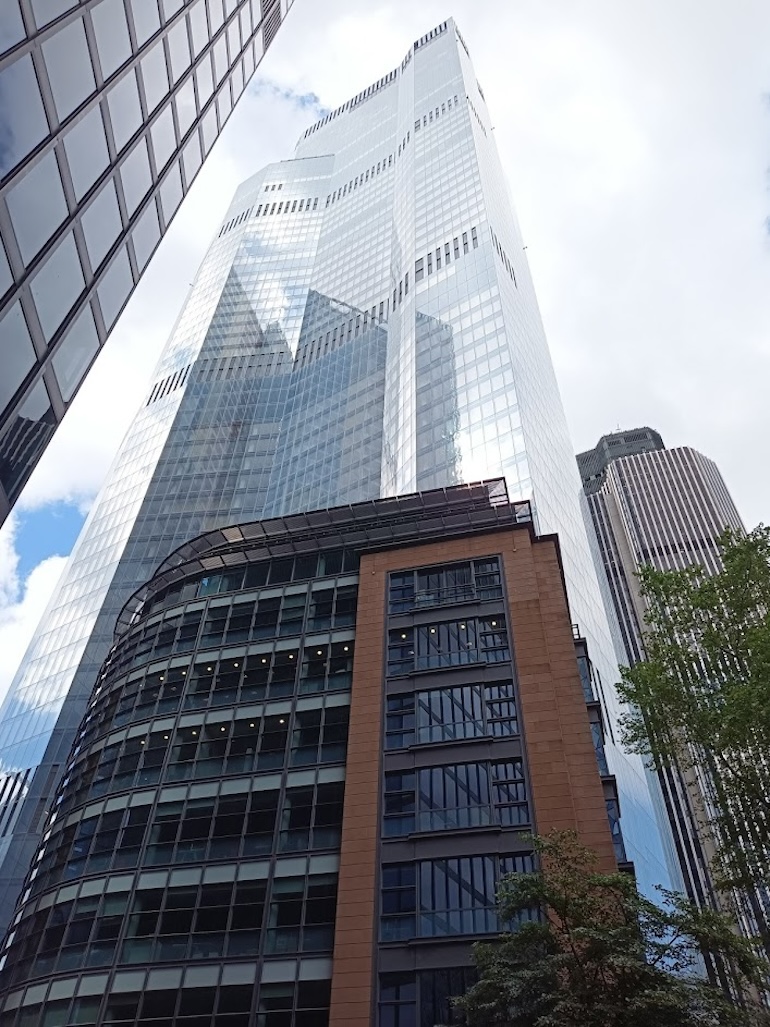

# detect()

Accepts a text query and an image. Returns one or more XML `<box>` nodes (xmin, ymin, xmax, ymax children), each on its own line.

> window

<box><xmin>385</xmin><ymin>681</ymin><xmax>518</xmax><ymax>749</ymax></box>
<box><xmin>471</xmin><ymin>226</ymin><xmax>478</xmax><ymax>249</ymax></box>
<box><xmin>415</xmin><ymin>257</ymin><xmax>424</xmax><ymax>282</ymax></box>
<box><xmin>435</xmin><ymin>247</ymin><xmax>441</xmax><ymax>270</ymax></box>
<box><xmin>453</xmin><ymin>237</ymin><xmax>460</xmax><ymax>259</ymax></box>
<box><xmin>387</xmin><ymin>617</ymin><xmax>509</xmax><ymax>675</ymax></box>
<box><xmin>389</xmin><ymin>559</ymin><xmax>502</xmax><ymax>612</ymax></box>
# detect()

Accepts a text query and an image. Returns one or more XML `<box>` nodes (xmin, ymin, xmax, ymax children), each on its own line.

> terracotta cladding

<box><xmin>328</xmin><ymin>526</ymin><xmax>616</xmax><ymax>1027</ymax></box>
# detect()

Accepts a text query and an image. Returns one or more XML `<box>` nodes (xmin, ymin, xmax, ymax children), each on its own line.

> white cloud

<box><xmin>0</xmin><ymin>517</ymin><xmax>67</xmax><ymax>708</ymax></box>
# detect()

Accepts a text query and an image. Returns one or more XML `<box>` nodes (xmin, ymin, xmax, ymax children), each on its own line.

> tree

<box><xmin>452</xmin><ymin>832</ymin><xmax>769</xmax><ymax>1027</ymax></box>
<box><xmin>616</xmin><ymin>526</ymin><xmax>770</xmax><ymax>949</ymax></box>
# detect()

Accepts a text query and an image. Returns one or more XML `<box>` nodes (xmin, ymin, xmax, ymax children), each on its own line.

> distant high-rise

<box><xmin>577</xmin><ymin>429</ymin><xmax>744</xmax><ymax>912</ymax></box>
<box><xmin>0</xmin><ymin>0</ymin><xmax>295</xmax><ymax>522</ymax></box>
<box><xmin>0</xmin><ymin>18</ymin><xmax>676</xmax><ymax>949</ymax></box>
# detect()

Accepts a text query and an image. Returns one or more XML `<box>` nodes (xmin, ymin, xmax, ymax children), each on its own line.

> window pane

<box><xmin>0</xmin><ymin>379</ymin><xmax>55</xmax><ymax>502</ymax></box>
<box><xmin>108</xmin><ymin>68</ymin><xmax>142</xmax><ymax>151</ymax></box>
<box><xmin>0</xmin><ymin>56</ymin><xmax>49</xmax><ymax>176</ymax></box>
<box><xmin>92</xmin><ymin>0</ymin><xmax>132</xmax><ymax>79</ymax></box>
<box><xmin>0</xmin><ymin>1</ymin><xmax>25</xmax><ymax>54</ymax></box>
<box><xmin>159</xmin><ymin>162</ymin><xmax>183</xmax><ymax>221</ymax></box>
<box><xmin>97</xmin><ymin>248</ymin><xmax>133</xmax><ymax>328</ymax></box>
<box><xmin>141</xmin><ymin>40</ymin><xmax>169</xmax><ymax>112</ymax></box>
<box><xmin>189</xmin><ymin>0</ymin><xmax>209</xmax><ymax>56</ymax></box>
<box><xmin>6</xmin><ymin>151</ymin><xmax>67</xmax><ymax>263</ymax></box>
<box><xmin>81</xmin><ymin>178</ymin><xmax>122</xmax><ymax>269</ymax></box>
<box><xmin>150</xmin><ymin>103</ymin><xmax>176</xmax><ymax>170</ymax></box>
<box><xmin>175</xmin><ymin>77</ymin><xmax>196</xmax><ymax>137</ymax></box>
<box><xmin>63</xmin><ymin>104</ymin><xmax>109</xmax><ymax>200</ymax></box>
<box><xmin>182</xmin><ymin>132</ymin><xmax>201</xmax><ymax>184</ymax></box>
<box><xmin>121</xmin><ymin>138</ymin><xmax>151</xmax><ymax>214</ymax></box>
<box><xmin>0</xmin><ymin>239</ymin><xmax>11</xmax><ymax>297</ymax></box>
<box><xmin>0</xmin><ymin>301</ymin><xmax>36</xmax><ymax>412</ymax></box>
<box><xmin>130</xmin><ymin>0</ymin><xmax>160</xmax><ymax>45</ymax></box>
<box><xmin>132</xmin><ymin>199</ymin><xmax>160</xmax><ymax>269</ymax></box>
<box><xmin>30</xmin><ymin>232</ymin><xmax>85</xmax><ymax>342</ymax></box>
<box><xmin>167</xmin><ymin>19</ymin><xmax>191</xmax><ymax>82</ymax></box>
<box><xmin>42</xmin><ymin>17</ymin><xmax>96</xmax><ymax>121</ymax></box>
<box><xmin>30</xmin><ymin>0</ymin><xmax>77</xmax><ymax>28</ymax></box>
<box><xmin>52</xmin><ymin>304</ymin><xmax>99</xmax><ymax>401</ymax></box>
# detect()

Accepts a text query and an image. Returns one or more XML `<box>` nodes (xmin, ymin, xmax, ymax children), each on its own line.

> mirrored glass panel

<box><xmin>141</xmin><ymin>40</ymin><xmax>170</xmax><ymax>112</ymax></box>
<box><xmin>6</xmin><ymin>151</ymin><xmax>68</xmax><ymax>263</ymax></box>
<box><xmin>30</xmin><ymin>0</ymin><xmax>77</xmax><ymax>28</ymax></box>
<box><xmin>0</xmin><ymin>1</ymin><xmax>25</xmax><ymax>55</ymax></box>
<box><xmin>63</xmin><ymin>104</ymin><xmax>110</xmax><ymax>200</ymax></box>
<box><xmin>189</xmin><ymin>0</ymin><xmax>209</xmax><ymax>56</ymax></box>
<box><xmin>92</xmin><ymin>0</ymin><xmax>132</xmax><ymax>79</ymax></box>
<box><xmin>42</xmin><ymin>17</ymin><xmax>96</xmax><ymax>121</ymax></box>
<box><xmin>130</xmin><ymin>0</ymin><xmax>161</xmax><ymax>45</ymax></box>
<box><xmin>52</xmin><ymin>304</ymin><xmax>99</xmax><ymax>401</ymax></box>
<box><xmin>150</xmin><ymin>104</ymin><xmax>176</xmax><ymax>170</ymax></box>
<box><xmin>97</xmin><ymin>248</ymin><xmax>133</xmax><ymax>328</ymax></box>
<box><xmin>0</xmin><ymin>302</ymin><xmax>36</xmax><ymax>413</ymax></box>
<box><xmin>30</xmin><ymin>232</ymin><xmax>85</xmax><ymax>342</ymax></box>
<box><xmin>0</xmin><ymin>379</ymin><xmax>56</xmax><ymax>503</ymax></box>
<box><xmin>0</xmin><ymin>56</ymin><xmax>49</xmax><ymax>176</ymax></box>
<box><xmin>167</xmin><ymin>19</ymin><xmax>191</xmax><ymax>82</ymax></box>
<box><xmin>0</xmin><ymin>239</ymin><xmax>11</xmax><ymax>298</ymax></box>
<box><xmin>182</xmin><ymin>133</ymin><xmax>201</xmax><ymax>184</ymax></box>
<box><xmin>159</xmin><ymin>162</ymin><xmax>183</xmax><ymax>221</ymax></box>
<box><xmin>131</xmin><ymin>199</ymin><xmax>161</xmax><ymax>269</ymax></box>
<box><xmin>107</xmin><ymin>68</ymin><xmax>142</xmax><ymax>152</ymax></box>
<box><xmin>81</xmin><ymin>178</ymin><xmax>122</xmax><ymax>269</ymax></box>
<box><xmin>175</xmin><ymin>77</ymin><xmax>196</xmax><ymax>136</ymax></box>
<box><xmin>121</xmin><ymin>138</ymin><xmax>152</xmax><ymax>214</ymax></box>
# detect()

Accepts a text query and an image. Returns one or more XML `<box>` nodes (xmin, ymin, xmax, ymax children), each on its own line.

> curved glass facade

<box><xmin>0</xmin><ymin>18</ymin><xmax>676</xmax><ymax>941</ymax></box>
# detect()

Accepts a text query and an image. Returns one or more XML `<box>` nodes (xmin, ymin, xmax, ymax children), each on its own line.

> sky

<box><xmin>1</xmin><ymin>0</ymin><xmax>769</xmax><ymax>706</ymax></box>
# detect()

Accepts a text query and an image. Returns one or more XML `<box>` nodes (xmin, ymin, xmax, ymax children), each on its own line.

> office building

<box><xmin>0</xmin><ymin>19</ymin><xmax>676</xmax><ymax>947</ymax></box>
<box><xmin>0</xmin><ymin>0</ymin><xmax>294</xmax><ymax>522</ymax></box>
<box><xmin>0</xmin><ymin>482</ymin><xmax>624</xmax><ymax>1026</ymax></box>
<box><xmin>577</xmin><ymin>429</ymin><xmax>745</xmax><ymax>915</ymax></box>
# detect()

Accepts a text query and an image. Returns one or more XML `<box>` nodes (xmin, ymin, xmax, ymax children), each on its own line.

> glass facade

<box><xmin>0</xmin><ymin>18</ymin><xmax>676</xmax><ymax>942</ymax></box>
<box><xmin>0</xmin><ymin>0</ymin><xmax>294</xmax><ymax>520</ymax></box>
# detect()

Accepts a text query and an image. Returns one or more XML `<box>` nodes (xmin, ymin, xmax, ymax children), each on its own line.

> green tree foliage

<box><xmin>616</xmin><ymin>527</ymin><xmax>770</xmax><ymax>943</ymax></box>
<box><xmin>452</xmin><ymin>832</ymin><xmax>769</xmax><ymax>1027</ymax></box>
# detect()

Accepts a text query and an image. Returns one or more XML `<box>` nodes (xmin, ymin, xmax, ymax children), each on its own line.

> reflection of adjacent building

<box><xmin>0</xmin><ymin>19</ymin><xmax>676</xmax><ymax>946</ymax></box>
<box><xmin>0</xmin><ymin>0</ymin><xmax>295</xmax><ymax>523</ymax></box>
<box><xmin>577</xmin><ymin>428</ymin><xmax>761</xmax><ymax>952</ymax></box>
<box><xmin>0</xmin><ymin>482</ymin><xmax>624</xmax><ymax>1026</ymax></box>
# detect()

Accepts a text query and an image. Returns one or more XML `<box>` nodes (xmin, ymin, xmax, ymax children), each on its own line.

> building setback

<box><xmin>0</xmin><ymin>482</ymin><xmax>623</xmax><ymax>1026</ymax></box>
<box><xmin>577</xmin><ymin>430</ymin><xmax>746</xmax><ymax>922</ymax></box>
<box><xmin>0</xmin><ymin>0</ymin><xmax>294</xmax><ymax>522</ymax></box>
<box><xmin>0</xmin><ymin>19</ymin><xmax>675</xmax><ymax>945</ymax></box>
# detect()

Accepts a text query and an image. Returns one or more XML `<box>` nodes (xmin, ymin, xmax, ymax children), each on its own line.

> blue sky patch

<box><xmin>14</xmin><ymin>503</ymin><xmax>85</xmax><ymax>582</ymax></box>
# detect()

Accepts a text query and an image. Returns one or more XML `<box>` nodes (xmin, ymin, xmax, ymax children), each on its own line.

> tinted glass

<box><xmin>6</xmin><ymin>151</ymin><xmax>67</xmax><ymax>262</ymax></box>
<box><xmin>141</xmin><ymin>40</ymin><xmax>169</xmax><ymax>112</ymax></box>
<box><xmin>0</xmin><ymin>1</ymin><xmax>25</xmax><ymax>54</ymax></box>
<box><xmin>132</xmin><ymin>199</ymin><xmax>161</xmax><ymax>269</ymax></box>
<box><xmin>0</xmin><ymin>239</ymin><xmax>11</xmax><ymax>297</ymax></box>
<box><xmin>81</xmin><ymin>178</ymin><xmax>122</xmax><ymax>269</ymax></box>
<box><xmin>0</xmin><ymin>302</ymin><xmax>36</xmax><ymax>412</ymax></box>
<box><xmin>159</xmin><ymin>162</ymin><xmax>183</xmax><ymax>220</ymax></box>
<box><xmin>0</xmin><ymin>380</ymin><xmax>55</xmax><ymax>502</ymax></box>
<box><xmin>175</xmin><ymin>76</ymin><xmax>196</xmax><ymax>136</ymax></box>
<box><xmin>30</xmin><ymin>232</ymin><xmax>85</xmax><ymax>342</ymax></box>
<box><xmin>107</xmin><ymin>68</ymin><xmax>142</xmax><ymax>152</ymax></box>
<box><xmin>52</xmin><ymin>304</ymin><xmax>99</xmax><ymax>401</ymax></box>
<box><xmin>130</xmin><ymin>0</ymin><xmax>161</xmax><ymax>45</ymax></box>
<box><xmin>121</xmin><ymin>138</ymin><xmax>152</xmax><ymax>214</ymax></box>
<box><xmin>189</xmin><ymin>0</ymin><xmax>208</xmax><ymax>56</ymax></box>
<box><xmin>182</xmin><ymin>133</ymin><xmax>201</xmax><ymax>184</ymax></box>
<box><xmin>167</xmin><ymin>19</ymin><xmax>191</xmax><ymax>82</ymax></box>
<box><xmin>42</xmin><ymin>17</ymin><xmax>96</xmax><ymax>121</ymax></box>
<box><xmin>0</xmin><ymin>56</ymin><xmax>49</xmax><ymax>176</ymax></box>
<box><xmin>92</xmin><ymin>0</ymin><xmax>132</xmax><ymax>79</ymax></box>
<box><xmin>30</xmin><ymin>0</ymin><xmax>77</xmax><ymax>27</ymax></box>
<box><xmin>150</xmin><ymin>104</ymin><xmax>176</xmax><ymax>169</ymax></box>
<box><xmin>63</xmin><ymin>104</ymin><xmax>110</xmax><ymax>200</ymax></box>
<box><xmin>97</xmin><ymin>248</ymin><xmax>133</xmax><ymax>328</ymax></box>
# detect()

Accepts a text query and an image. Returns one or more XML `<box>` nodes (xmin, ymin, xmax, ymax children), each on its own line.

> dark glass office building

<box><xmin>0</xmin><ymin>482</ymin><xmax>624</xmax><ymax>1026</ymax></box>
<box><xmin>0</xmin><ymin>0</ymin><xmax>294</xmax><ymax>521</ymax></box>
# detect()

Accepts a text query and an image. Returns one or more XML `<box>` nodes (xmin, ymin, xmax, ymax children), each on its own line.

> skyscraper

<box><xmin>577</xmin><ymin>429</ymin><xmax>745</xmax><ymax>913</ymax></box>
<box><xmin>0</xmin><ymin>481</ymin><xmax>623</xmax><ymax>1026</ymax></box>
<box><xmin>0</xmin><ymin>18</ymin><xmax>676</xmax><ymax>945</ymax></box>
<box><xmin>0</xmin><ymin>0</ymin><xmax>294</xmax><ymax>522</ymax></box>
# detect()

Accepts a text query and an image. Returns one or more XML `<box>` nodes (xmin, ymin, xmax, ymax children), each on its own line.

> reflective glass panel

<box><xmin>0</xmin><ymin>1</ymin><xmax>24</xmax><ymax>54</ymax></box>
<box><xmin>141</xmin><ymin>40</ymin><xmax>169</xmax><ymax>112</ymax></box>
<box><xmin>30</xmin><ymin>232</ymin><xmax>85</xmax><ymax>342</ymax></box>
<box><xmin>0</xmin><ymin>379</ymin><xmax>55</xmax><ymax>502</ymax></box>
<box><xmin>130</xmin><ymin>0</ymin><xmax>161</xmax><ymax>45</ymax></box>
<box><xmin>42</xmin><ymin>17</ymin><xmax>96</xmax><ymax>121</ymax></box>
<box><xmin>189</xmin><ymin>0</ymin><xmax>208</xmax><ymax>56</ymax></box>
<box><xmin>159</xmin><ymin>162</ymin><xmax>183</xmax><ymax>221</ymax></box>
<box><xmin>63</xmin><ymin>104</ymin><xmax>109</xmax><ymax>200</ymax></box>
<box><xmin>0</xmin><ymin>56</ymin><xmax>49</xmax><ymax>176</ymax></box>
<box><xmin>92</xmin><ymin>0</ymin><xmax>132</xmax><ymax>79</ymax></box>
<box><xmin>107</xmin><ymin>68</ymin><xmax>142</xmax><ymax>152</ymax></box>
<box><xmin>167</xmin><ymin>19</ymin><xmax>191</xmax><ymax>82</ymax></box>
<box><xmin>97</xmin><ymin>247</ymin><xmax>133</xmax><ymax>328</ymax></box>
<box><xmin>175</xmin><ymin>77</ymin><xmax>196</xmax><ymax>136</ymax></box>
<box><xmin>0</xmin><ymin>239</ymin><xmax>11</xmax><ymax>297</ymax></box>
<box><xmin>121</xmin><ymin>138</ymin><xmax>152</xmax><ymax>214</ymax></box>
<box><xmin>132</xmin><ymin>199</ymin><xmax>161</xmax><ymax>269</ymax></box>
<box><xmin>52</xmin><ymin>305</ymin><xmax>99</xmax><ymax>401</ymax></box>
<box><xmin>6</xmin><ymin>151</ymin><xmax>67</xmax><ymax>262</ymax></box>
<box><xmin>182</xmin><ymin>133</ymin><xmax>201</xmax><ymax>184</ymax></box>
<box><xmin>31</xmin><ymin>0</ymin><xmax>77</xmax><ymax>27</ymax></box>
<box><xmin>150</xmin><ymin>103</ymin><xmax>176</xmax><ymax>169</ymax></box>
<box><xmin>0</xmin><ymin>301</ymin><xmax>36</xmax><ymax>412</ymax></box>
<box><xmin>162</xmin><ymin>0</ymin><xmax>184</xmax><ymax>18</ymax></box>
<box><xmin>81</xmin><ymin>178</ymin><xmax>122</xmax><ymax>269</ymax></box>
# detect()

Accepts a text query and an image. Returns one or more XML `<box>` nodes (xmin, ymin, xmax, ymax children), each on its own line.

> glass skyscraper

<box><xmin>0</xmin><ymin>17</ymin><xmax>677</xmax><ymax>948</ymax></box>
<box><xmin>0</xmin><ymin>0</ymin><xmax>293</xmax><ymax>523</ymax></box>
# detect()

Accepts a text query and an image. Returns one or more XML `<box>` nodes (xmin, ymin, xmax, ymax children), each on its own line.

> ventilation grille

<box><xmin>146</xmin><ymin>364</ymin><xmax>191</xmax><ymax>406</ymax></box>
